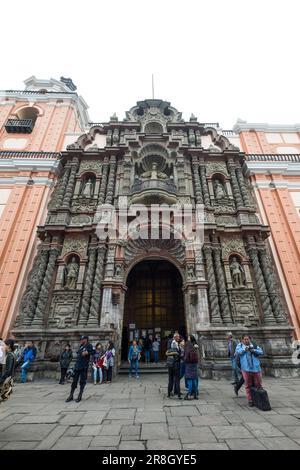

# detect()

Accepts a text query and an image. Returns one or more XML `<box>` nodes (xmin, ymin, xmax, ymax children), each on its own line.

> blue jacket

<box><xmin>23</xmin><ymin>347</ymin><xmax>35</xmax><ymax>363</ymax></box>
<box><xmin>128</xmin><ymin>345</ymin><xmax>142</xmax><ymax>361</ymax></box>
<box><xmin>236</xmin><ymin>342</ymin><xmax>263</xmax><ymax>372</ymax></box>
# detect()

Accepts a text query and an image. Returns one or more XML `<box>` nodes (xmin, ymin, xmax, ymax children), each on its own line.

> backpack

<box><xmin>188</xmin><ymin>348</ymin><xmax>198</xmax><ymax>364</ymax></box>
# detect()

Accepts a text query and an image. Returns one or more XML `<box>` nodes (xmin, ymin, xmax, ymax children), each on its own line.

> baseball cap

<box><xmin>80</xmin><ymin>335</ymin><xmax>89</xmax><ymax>340</ymax></box>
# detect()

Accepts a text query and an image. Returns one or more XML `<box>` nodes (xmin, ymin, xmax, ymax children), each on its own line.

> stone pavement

<box><xmin>1</xmin><ymin>375</ymin><xmax>300</xmax><ymax>450</ymax></box>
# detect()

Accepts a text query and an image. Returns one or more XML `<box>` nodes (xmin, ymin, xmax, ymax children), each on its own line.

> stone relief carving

<box><xmin>61</xmin><ymin>235</ymin><xmax>88</xmax><ymax>258</ymax></box>
<box><xmin>80</xmin><ymin>178</ymin><xmax>94</xmax><ymax>198</ymax></box>
<box><xmin>63</xmin><ymin>257</ymin><xmax>79</xmax><ymax>289</ymax></box>
<box><xmin>206</xmin><ymin>162</ymin><xmax>228</xmax><ymax>176</ymax></box>
<box><xmin>214</xmin><ymin>179</ymin><xmax>227</xmax><ymax>199</ymax></box>
<box><xmin>228</xmin><ymin>289</ymin><xmax>258</xmax><ymax>325</ymax></box>
<box><xmin>79</xmin><ymin>160</ymin><xmax>102</xmax><ymax>175</ymax></box>
<box><xmin>221</xmin><ymin>237</ymin><xmax>246</xmax><ymax>259</ymax></box>
<box><xmin>230</xmin><ymin>257</ymin><xmax>246</xmax><ymax>288</ymax></box>
<box><xmin>69</xmin><ymin>215</ymin><xmax>92</xmax><ymax>226</ymax></box>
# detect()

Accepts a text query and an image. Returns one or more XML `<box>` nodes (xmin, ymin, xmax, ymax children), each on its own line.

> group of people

<box><xmin>227</xmin><ymin>332</ymin><xmax>264</xmax><ymax>407</ymax></box>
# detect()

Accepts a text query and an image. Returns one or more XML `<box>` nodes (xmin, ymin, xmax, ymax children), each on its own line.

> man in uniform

<box><xmin>66</xmin><ymin>335</ymin><xmax>94</xmax><ymax>403</ymax></box>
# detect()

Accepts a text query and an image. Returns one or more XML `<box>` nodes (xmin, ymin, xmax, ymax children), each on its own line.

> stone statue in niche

<box><xmin>63</xmin><ymin>257</ymin><xmax>79</xmax><ymax>289</ymax></box>
<box><xmin>214</xmin><ymin>179</ymin><xmax>226</xmax><ymax>199</ymax></box>
<box><xmin>81</xmin><ymin>178</ymin><xmax>94</xmax><ymax>198</ymax></box>
<box><xmin>230</xmin><ymin>257</ymin><xmax>245</xmax><ymax>288</ymax></box>
<box><xmin>140</xmin><ymin>163</ymin><xmax>168</xmax><ymax>180</ymax></box>
<box><xmin>187</xmin><ymin>264</ymin><xmax>195</xmax><ymax>279</ymax></box>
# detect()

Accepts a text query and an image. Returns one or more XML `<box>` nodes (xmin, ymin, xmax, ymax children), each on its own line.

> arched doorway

<box><xmin>122</xmin><ymin>260</ymin><xmax>186</xmax><ymax>361</ymax></box>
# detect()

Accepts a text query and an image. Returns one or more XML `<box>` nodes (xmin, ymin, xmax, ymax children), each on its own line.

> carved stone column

<box><xmin>62</xmin><ymin>161</ymin><xmax>78</xmax><ymax>208</ymax></box>
<box><xmin>176</xmin><ymin>158</ymin><xmax>186</xmax><ymax>193</ymax></box>
<box><xmin>98</xmin><ymin>157</ymin><xmax>109</xmax><ymax>204</ymax></box>
<box><xmin>191</xmin><ymin>156</ymin><xmax>203</xmax><ymax>204</ymax></box>
<box><xmin>258</xmin><ymin>248</ymin><xmax>287</xmax><ymax>324</ymax></box>
<box><xmin>199</xmin><ymin>165</ymin><xmax>211</xmax><ymax>207</ymax></box>
<box><xmin>19</xmin><ymin>247</ymin><xmax>49</xmax><ymax>326</ymax></box>
<box><xmin>122</xmin><ymin>158</ymin><xmax>132</xmax><ymax>194</ymax></box>
<box><xmin>236</xmin><ymin>166</ymin><xmax>251</xmax><ymax>207</ymax></box>
<box><xmin>203</xmin><ymin>246</ymin><xmax>222</xmax><ymax>324</ymax></box>
<box><xmin>227</xmin><ymin>160</ymin><xmax>243</xmax><ymax>209</ymax></box>
<box><xmin>32</xmin><ymin>247</ymin><xmax>61</xmax><ymax>326</ymax></box>
<box><xmin>247</xmin><ymin>238</ymin><xmax>275</xmax><ymax>324</ymax></box>
<box><xmin>105</xmin><ymin>156</ymin><xmax>117</xmax><ymax>204</ymax></box>
<box><xmin>55</xmin><ymin>166</ymin><xmax>71</xmax><ymax>208</ymax></box>
<box><xmin>88</xmin><ymin>245</ymin><xmax>107</xmax><ymax>325</ymax></box>
<box><xmin>79</xmin><ymin>247</ymin><xmax>97</xmax><ymax>325</ymax></box>
<box><xmin>212</xmin><ymin>245</ymin><xmax>232</xmax><ymax>323</ymax></box>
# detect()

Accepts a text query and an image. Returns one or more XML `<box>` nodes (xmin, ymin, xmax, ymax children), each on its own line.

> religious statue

<box><xmin>64</xmin><ymin>257</ymin><xmax>79</xmax><ymax>289</ymax></box>
<box><xmin>230</xmin><ymin>257</ymin><xmax>245</xmax><ymax>288</ymax></box>
<box><xmin>187</xmin><ymin>264</ymin><xmax>195</xmax><ymax>279</ymax></box>
<box><xmin>81</xmin><ymin>178</ymin><xmax>94</xmax><ymax>198</ymax></box>
<box><xmin>140</xmin><ymin>163</ymin><xmax>168</xmax><ymax>180</ymax></box>
<box><xmin>214</xmin><ymin>180</ymin><xmax>226</xmax><ymax>199</ymax></box>
<box><xmin>114</xmin><ymin>264</ymin><xmax>122</xmax><ymax>277</ymax></box>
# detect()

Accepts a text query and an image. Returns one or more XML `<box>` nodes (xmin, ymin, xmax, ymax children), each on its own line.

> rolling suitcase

<box><xmin>250</xmin><ymin>386</ymin><xmax>271</xmax><ymax>411</ymax></box>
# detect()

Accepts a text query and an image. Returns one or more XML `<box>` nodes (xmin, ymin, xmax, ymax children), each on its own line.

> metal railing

<box><xmin>5</xmin><ymin>118</ymin><xmax>34</xmax><ymax>133</ymax></box>
<box><xmin>131</xmin><ymin>179</ymin><xmax>177</xmax><ymax>194</ymax></box>
<box><xmin>247</xmin><ymin>154</ymin><xmax>300</xmax><ymax>162</ymax></box>
<box><xmin>0</xmin><ymin>150</ymin><xmax>60</xmax><ymax>159</ymax></box>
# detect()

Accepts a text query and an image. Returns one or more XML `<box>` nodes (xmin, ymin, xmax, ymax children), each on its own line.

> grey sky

<box><xmin>1</xmin><ymin>0</ymin><xmax>299</xmax><ymax>128</ymax></box>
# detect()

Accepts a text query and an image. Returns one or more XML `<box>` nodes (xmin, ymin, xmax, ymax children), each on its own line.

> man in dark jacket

<box><xmin>227</xmin><ymin>332</ymin><xmax>242</xmax><ymax>385</ymax></box>
<box><xmin>66</xmin><ymin>336</ymin><xmax>94</xmax><ymax>403</ymax></box>
<box><xmin>166</xmin><ymin>333</ymin><xmax>182</xmax><ymax>399</ymax></box>
<box><xmin>59</xmin><ymin>344</ymin><xmax>73</xmax><ymax>384</ymax></box>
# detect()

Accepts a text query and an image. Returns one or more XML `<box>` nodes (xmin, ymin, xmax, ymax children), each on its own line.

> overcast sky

<box><xmin>1</xmin><ymin>0</ymin><xmax>299</xmax><ymax>128</ymax></box>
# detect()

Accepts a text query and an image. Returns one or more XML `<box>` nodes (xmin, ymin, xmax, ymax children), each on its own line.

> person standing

<box><xmin>235</xmin><ymin>334</ymin><xmax>264</xmax><ymax>407</ymax></box>
<box><xmin>92</xmin><ymin>343</ymin><xmax>104</xmax><ymax>385</ymax></box>
<box><xmin>20</xmin><ymin>341</ymin><xmax>35</xmax><ymax>383</ymax></box>
<box><xmin>184</xmin><ymin>335</ymin><xmax>199</xmax><ymax>400</ymax></box>
<box><xmin>128</xmin><ymin>339</ymin><xmax>142</xmax><ymax>378</ymax></box>
<box><xmin>227</xmin><ymin>332</ymin><xmax>242</xmax><ymax>385</ymax></box>
<box><xmin>103</xmin><ymin>341</ymin><xmax>115</xmax><ymax>383</ymax></box>
<box><xmin>59</xmin><ymin>344</ymin><xmax>73</xmax><ymax>385</ymax></box>
<box><xmin>66</xmin><ymin>335</ymin><xmax>94</xmax><ymax>403</ymax></box>
<box><xmin>166</xmin><ymin>333</ymin><xmax>182</xmax><ymax>399</ymax></box>
<box><xmin>0</xmin><ymin>339</ymin><xmax>16</xmax><ymax>403</ymax></box>
<box><xmin>152</xmin><ymin>337</ymin><xmax>160</xmax><ymax>364</ymax></box>
<box><xmin>143</xmin><ymin>335</ymin><xmax>152</xmax><ymax>364</ymax></box>
<box><xmin>0</xmin><ymin>338</ymin><xmax>6</xmax><ymax>376</ymax></box>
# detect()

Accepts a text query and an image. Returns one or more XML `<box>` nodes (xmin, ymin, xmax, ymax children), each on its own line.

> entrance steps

<box><xmin>119</xmin><ymin>361</ymin><xmax>167</xmax><ymax>375</ymax></box>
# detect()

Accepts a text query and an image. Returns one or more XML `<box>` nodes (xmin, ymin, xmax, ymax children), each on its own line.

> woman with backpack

<box><xmin>184</xmin><ymin>335</ymin><xmax>199</xmax><ymax>400</ymax></box>
<box><xmin>128</xmin><ymin>339</ymin><xmax>142</xmax><ymax>378</ymax></box>
<box><xmin>103</xmin><ymin>341</ymin><xmax>115</xmax><ymax>384</ymax></box>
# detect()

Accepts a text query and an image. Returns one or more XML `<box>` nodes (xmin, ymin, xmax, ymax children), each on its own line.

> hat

<box><xmin>80</xmin><ymin>335</ymin><xmax>89</xmax><ymax>340</ymax></box>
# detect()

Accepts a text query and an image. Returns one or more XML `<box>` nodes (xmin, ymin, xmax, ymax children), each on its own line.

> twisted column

<box><xmin>62</xmin><ymin>162</ymin><xmax>78</xmax><ymax>208</ymax></box>
<box><xmin>98</xmin><ymin>158</ymin><xmax>109</xmax><ymax>204</ymax></box>
<box><xmin>212</xmin><ymin>246</ymin><xmax>232</xmax><ymax>323</ymax></box>
<box><xmin>227</xmin><ymin>161</ymin><xmax>243</xmax><ymax>209</ymax></box>
<box><xmin>55</xmin><ymin>166</ymin><xmax>71</xmax><ymax>208</ymax></box>
<box><xmin>79</xmin><ymin>247</ymin><xmax>97</xmax><ymax>325</ymax></box>
<box><xmin>191</xmin><ymin>157</ymin><xmax>203</xmax><ymax>204</ymax></box>
<box><xmin>259</xmin><ymin>248</ymin><xmax>287</xmax><ymax>324</ymax></box>
<box><xmin>236</xmin><ymin>166</ymin><xmax>251</xmax><ymax>207</ymax></box>
<box><xmin>88</xmin><ymin>245</ymin><xmax>107</xmax><ymax>325</ymax></box>
<box><xmin>105</xmin><ymin>156</ymin><xmax>117</xmax><ymax>204</ymax></box>
<box><xmin>20</xmin><ymin>248</ymin><xmax>49</xmax><ymax>326</ymax></box>
<box><xmin>199</xmin><ymin>165</ymin><xmax>211</xmax><ymax>207</ymax></box>
<box><xmin>247</xmin><ymin>241</ymin><xmax>275</xmax><ymax>324</ymax></box>
<box><xmin>203</xmin><ymin>246</ymin><xmax>222</xmax><ymax>324</ymax></box>
<box><xmin>33</xmin><ymin>247</ymin><xmax>61</xmax><ymax>326</ymax></box>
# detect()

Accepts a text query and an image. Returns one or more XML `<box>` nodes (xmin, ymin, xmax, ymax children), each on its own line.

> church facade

<box><xmin>12</xmin><ymin>98</ymin><xmax>298</xmax><ymax>378</ymax></box>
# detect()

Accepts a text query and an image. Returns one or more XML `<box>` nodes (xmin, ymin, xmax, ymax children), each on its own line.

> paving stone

<box><xmin>170</xmin><ymin>406</ymin><xmax>200</xmax><ymax>417</ymax></box>
<box><xmin>167</xmin><ymin>416</ymin><xmax>192</xmax><ymax>426</ymax></box>
<box><xmin>168</xmin><ymin>425</ymin><xmax>179</xmax><ymax>439</ymax></box>
<box><xmin>225</xmin><ymin>439</ymin><xmax>267</xmax><ymax>450</ymax></box>
<box><xmin>141</xmin><ymin>423</ymin><xmax>169</xmax><ymax>440</ymax></box>
<box><xmin>278</xmin><ymin>425</ymin><xmax>300</xmax><ymax>438</ymax></box>
<box><xmin>100</xmin><ymin>424</ymin><xmax>122</xmax><ymax>435</ymax></box>
<box><xmin>211</xmin><ymin>425</ymin><xmax>253</xmax><ymax>439</ymax></box>
<box><xmin>106</xmin><ymin>409</ymin><xmax>136</xmax><ymax>420</ymax></box>
<box><xmin>146</xmin><ymin>439</ymin><xmax>182</xmax><ymax>450</ymax></box>
<box><xmin>64</xmin><ymin>426</ymin><xmax>81</xmax><ymax>437</ymax></box>
<box><xmin>273</xmin><ymin>407</ymin><xmax>298</xmax><ymax>415</ymax></box>
<box><xmin>78</xmin><ymin>425</ymin><xmax>102</xmax><ymax>436</ymax></box>
<box><xmin>196</xmin><ymin>404</ymin><xmax>222</xmax><ymax>414</ymax></box>
<box><xmin>178</xmin><ymin>426</ymin><xmax>217</xmax><ymax>443</ymax></box>
<box><xmin>265</xmin><ymin>415</ymin><xmax>300</xmax><ymax>426</ymax></box>
<box><xmin>77</xmin><ymin>411</ymin><xmax>107</xmax><ymax>425</ymax></box>
<box><xmin>182</xmin><ymin>443</ymin><xmax>229</xmax><ymax>450</ymax></box>
<box><xmin>135</xmin><ymin>411</ymin><xmax>166</xmax><ymax>423</ymax></box>
<box><xmin>119</xmin><ymin>441</ymin><xmax>145</xmax><ymax>450</ymax></box>
<box><xmin>52</xmin><ymin>436</ymin><xmax>92</xmax><ymax>450</ymax></box>
<box><xmin>17</xmin><ymin>415</ymin><xmax>60</xmax><ymax>424</ymax></box>
<box><xmin>190</xmin><ymin>415</ymin><xmax>229</xmax><ymax>426</ymax></box>
<box><xmin>121</xmin><ymin>425</ymin><xmax>141</xmax><ymax>436</ymax></box>
<box><xmin>0</xmin><ymin>424</ymin><xmax>56</xmax><ymax>441</ymax></box>
<box><xmin>258</xmin><ymin>437</ymin><xmax>300</xmax><ymax>450</ymax></box>
<box><xmin>1</xmin><ymin>441</ymin><xmax>39</xmax><ymax>450</ymax></box>
<box><xmin>59</xmin><ymin>412</ymin><xmax>86</xmax><ymax>425</ymax></box>
<box><xmin>35</xmin><ymin>425</ymin><xmax>68</xmax><ymax>450</ymax></box>
<box><xmin>90</xmin><ymin>435</ymin><xmax>121</xmax><ymax>447</ymax></box>
<box><xmin>245</xmin><ymin>422</ymin><xmax>285</xmax><ymax>438</ymax></box>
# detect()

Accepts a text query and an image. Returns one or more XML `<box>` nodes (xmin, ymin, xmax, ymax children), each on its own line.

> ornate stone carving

<box><xmin>227</xmin><ymin>160</ymin><xmax>243</xmax><ymax>209</ymax></box>
<box><xmin>63</xmin><ymin>257</ymin><xmax>79</xmax><ymax>289</ymax></box>
<box><xmin>206</xmin><ymin>162</ymin><xmax>228</xmax><ymax>177</ymax></box>
<box><xmin>79</xmin><ymin>247</ymin><xmax>97</xmax><ymax>325</ymax></box>
<box><xmin>221</xmin><ymin>237</ymin><xmax>246</xmax><ymax>259</ymax></box>
<box><xmin>212</xmin><ymin>246</ymin><xmax>232</xmax><ymax>323</ymax></box>
<box><xmin>203</xmin><ymin>246</ymin><xmax>221</xmax><ymax>324</ymax></box>
<box><xmin>61</xmin><ymin>234</ymin><xmax>88</xmax><ymax>258</ymax></box>
<box><xmin>186</xmin><ymin>264</ymin><xmax>195</xmax><ymax>279</ymax></box>
<box><xmin>69</xmin><ymin>215</ymin><xmax>92</xmax><ymax>226</ymax></box>
<box><xmin>230</xmin><ymin>257</ymin><xmax>246</xmax><ymax>288</ymax></box>
<box><xmin>62</xmin><ymin>163</ymin><xmax>78</xmax><ymax>208</ymax></box>
<box><xmin>71</xmin><ymin>200</ymin><xmax>98</xmax><ymax>212</ymax></box>
<box><xmin>124</xmin><ymin>239</ymin><xmax>186</xmax><ymax>266</ymax></box>
<box><xmin>199</xmin><ymin>165</ymin><xmax>211</xmax><ymax>207</ymax></box>
<box><xmin>88</xmin><ymin>245</ymin><xmax>107</xmax><ymax>325</ymax></box>
<box><xmin>79</xmin><ymin>160</ymin><xmax>102</xmax><ymax>175</ymax></box>
<box><xmin>216</xmin><ymin>215</ymin><xmax>237</xmax><ymax>226</ymax></box>
<box><xmin>228</xmin><ymin>289</ymin><xmax>259</xmax><ymax>325</ymax></box>
<box><xmin>80</xmin><ymin>178</ymin><xmax>94</xmax><ymax>198</ymax></box>
<box><xmin>49</xmin><ymin>291</ymin><xmax>81</xmax><ymax>328</ymax></box>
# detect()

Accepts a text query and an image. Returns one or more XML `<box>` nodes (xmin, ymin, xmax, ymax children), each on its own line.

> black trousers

<box><xmin>70</xmin><ymin>368</ymin><xmax>88</xmax><ymax>393</ymax></box>
<box><xmin>168</xmin><ymin>366</ymin><xmax>180</xmax><ymax>396</ymax></box>
<box><xmin>104</xmin><ymin>366</ymin><xmax>113</xmax><ymax>382</ymax></box>
<box><xmin>60</xmin><ymin>368</ymin><xmax>67</xmax><ymax>383</ymax></box>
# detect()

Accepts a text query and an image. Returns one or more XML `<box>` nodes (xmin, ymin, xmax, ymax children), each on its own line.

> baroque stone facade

<box><xmin>13</xmin><ymin>99</ymin><xmax>298</xmax><ymax>378</ymax></box>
